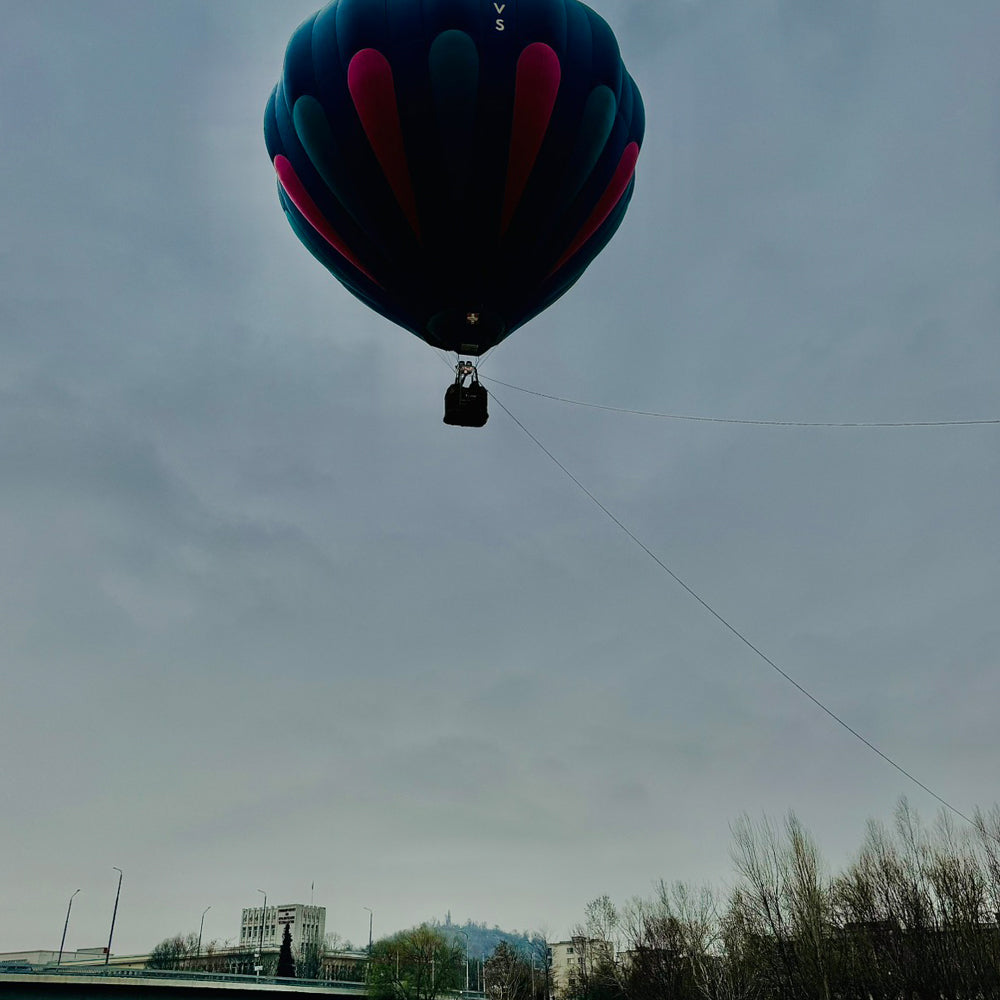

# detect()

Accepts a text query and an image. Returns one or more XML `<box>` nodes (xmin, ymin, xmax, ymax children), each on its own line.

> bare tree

<box><xmin>563</xmin><ymin>897</ymin><xmax>620</xmax><ymax>1000</ymax></box>
<box><xmin>619</xmin><ymin>890</ymin><xmax>700</xmax><ymax>1000</ymax></box>
<box><xmin>147</xmin><ymin>933</ymin><xmax>199</xmax><ymax>971</ymax></box>
<box><xmin>728</xmin><ymin>812</ymin><xmax>837</xmax><ymax>999</ymax></box>
<box><xmin>485</xmin><ymin>940</ymin><xmax>533</xmax><ymax>1000</ymax></box>
<box><xmin>729</xmin><ymin>813</ymin><xmax>796</xmax><ymax>996</ymax></box>
<box><xmin>783</xmin><ymin>814</ymin><xmax>832</xmax><ymax>1000</ymax></box>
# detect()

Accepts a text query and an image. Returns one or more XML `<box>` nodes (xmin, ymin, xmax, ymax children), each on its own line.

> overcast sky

<box><xmin>2</xmin><ymin>0</ymin><xmax>998</xmax><ymax>959</ymax></box>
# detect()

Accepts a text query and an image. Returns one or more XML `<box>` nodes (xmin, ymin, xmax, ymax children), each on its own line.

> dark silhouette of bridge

<box><xmin>0</xmin><ymin>967</ymin><xmax>370</xmax><ymax>1000</ymax></box>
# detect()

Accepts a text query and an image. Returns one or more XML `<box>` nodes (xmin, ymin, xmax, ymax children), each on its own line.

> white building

<box><xmin>546</xmin><ymin>937</ymin><xmax>614</xmax><ymax>998</ymax></box>
<box><xmin>239</xmin><ymin>904</ymin><xmax>325</xmax><ymax>954</ymax></box>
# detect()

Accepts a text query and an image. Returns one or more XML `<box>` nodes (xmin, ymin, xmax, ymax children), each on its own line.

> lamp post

<box><xmin>457</xmin><ymin>931</ymin><xmax>469</xmax><ymax>993</ymax></box>
<box><xmin>256</xmin><ymin>890</ymin><xmax>267</xmax><ymax>977</ymax></box>
<box><xmin>363</xmin><ymin>908</ymin><xmax>373</xmax><ymax>983</ymax></box>
<box><xmin>105</xmin><ymin>868</ymin><xmax>123</xmax><ymax>966</ymax></box>
<box><xmin>198</xmin><ymin>906</ymin><xmax>212</xmax><ymax>958</ymax></box>
<box><xmin>58</xmin><ymin>889</ymin><xmax>80</xmax><ymax>966</ymax></box>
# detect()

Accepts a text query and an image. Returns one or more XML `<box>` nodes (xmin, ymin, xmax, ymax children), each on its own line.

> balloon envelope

<box><xmin>265</xmin><ymin>0</ymin><xmax>644</xmax><ymax>355</ymax></box>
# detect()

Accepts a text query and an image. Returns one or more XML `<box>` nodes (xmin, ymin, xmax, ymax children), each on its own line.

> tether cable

<box><xmin>484</xmin><ymin>377</ymin><xmax>1000</xmax><ymax>428</ymax></box>
<box><xmin>491</xmin><ymin>388</ymin><xmax>976</xmax><ymax>828</ymax></box>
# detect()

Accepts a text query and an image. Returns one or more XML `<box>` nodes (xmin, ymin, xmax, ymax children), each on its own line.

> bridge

<box><xmin>0</xmin><ymin>967</ymin><xmax>370</xmax><ymax>1000</ymax></box>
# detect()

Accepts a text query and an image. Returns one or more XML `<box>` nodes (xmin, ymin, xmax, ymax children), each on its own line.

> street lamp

<box><xmin>363</xmin><ymin>908</ymin><xmax>373</xmax><ymax>984</ymax></box>
<box><xmin>105</xmin><ymin>868</ymin><xmax>123</xmax><ymax>966</ymax></box>
<box><xmin>256</xmin><ymin>890</ymin><xmax>267</xmax><ymax>977</ymax></box>
<box><xmin>58</xmin><ymin>889</ymin><xmax>80</xmax><ymax>966</ymax></box>
<box><xmin>198</xmin><ymin>906</ymin><xmax>212</xmax><ymax>958</ymax></box>
<box><xmin>457</xmin><ymin>931</ymin><xmax>469</xmax><ymax>993</ymax></box>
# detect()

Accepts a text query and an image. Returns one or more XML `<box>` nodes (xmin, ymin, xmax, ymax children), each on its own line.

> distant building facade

<box><xmin>321</xmin><ymin>949</ymin><xmax>367</xmax><ymax>982</ymax></box>
<box><xmin>239</xmin><ymin>904</ymin><xmax>326</xmax><ymax>954</ymax></box>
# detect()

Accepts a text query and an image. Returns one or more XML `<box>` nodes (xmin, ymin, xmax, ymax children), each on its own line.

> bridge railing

<box><xmin>4</xmin><ymin>966</ymin><xmax>486</xmax><ymax>1000</ymax></box>
<box><xmin>12</xmin><ymin>966</ymin><xmax>369</xmax><ymax>991</ymax></box>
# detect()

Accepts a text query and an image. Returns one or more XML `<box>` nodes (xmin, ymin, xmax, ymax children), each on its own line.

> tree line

<box><xmin>554</xmin><ymin>799</ymin><xmax>1000</xmax><ymax>1000</ymax></box>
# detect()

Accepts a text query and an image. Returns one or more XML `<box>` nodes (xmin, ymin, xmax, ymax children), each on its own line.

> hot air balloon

<box><xmin>264</xmin><ymin>0</ymin><xmax>644</xmax><ymax>425</ymax></box>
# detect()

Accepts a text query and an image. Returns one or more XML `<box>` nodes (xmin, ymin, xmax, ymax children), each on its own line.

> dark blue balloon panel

<box><xmin>265</xmin><ymin>0</ymin><xmax>644</xmax><ymax>354</ymax></box>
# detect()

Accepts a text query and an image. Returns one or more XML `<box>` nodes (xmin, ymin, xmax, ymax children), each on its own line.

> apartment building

<box><xmin>546</xmin><ymin>937</ymin><xmax>613</xmax><ymax>998</ymax></box>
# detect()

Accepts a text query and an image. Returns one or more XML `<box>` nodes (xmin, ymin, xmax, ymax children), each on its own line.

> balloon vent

<box><xmin>428</xmin><ymin>308</ymin><xmax>505</xmax><ymax>355</ymax></box>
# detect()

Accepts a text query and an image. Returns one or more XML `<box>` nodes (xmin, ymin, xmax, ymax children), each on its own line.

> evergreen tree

<box><xmin>277</xmin><ymin>922</ymin><xmax>296</xmax><ymax>979</ymax></box>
